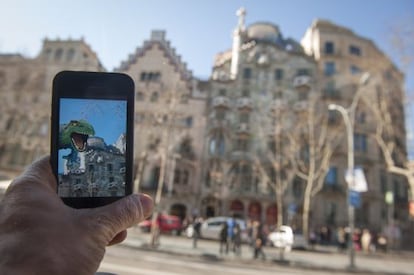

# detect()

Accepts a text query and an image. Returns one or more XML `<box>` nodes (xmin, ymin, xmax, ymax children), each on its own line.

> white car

<box><xmin>186</xmin><ymin>216</ymin><xmax>248</xmax><ymax>242</ymax></box>
<box><xmin>267</xmin><ymin>225</ymin><xmax>294</xmax><ymax>251</ymax></box>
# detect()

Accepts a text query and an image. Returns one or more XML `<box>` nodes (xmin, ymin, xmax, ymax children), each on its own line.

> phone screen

<box><xmin>57</xmin><ymin>97</ymin><xmax>128</xmax><ymax>198</ymax></box>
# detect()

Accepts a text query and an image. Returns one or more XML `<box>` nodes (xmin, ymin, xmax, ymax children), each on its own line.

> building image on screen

<box><xmin>57</xmin><ymin>98</ymin><xmax>127</xmax><ymax>198</ymax></box>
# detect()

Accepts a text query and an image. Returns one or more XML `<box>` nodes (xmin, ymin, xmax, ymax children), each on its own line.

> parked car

<box><xmin>138</xmin><ymin>214</ymin><xmax>183</xmax><ymax>235</ymax></box>
<box><xmin>267</xmin><ymin>225</ymin><xmax>308</xmax><ymax>250</ymax></box>
<box><xmin>186</xmin><ymin>216</ymin><xmax>248</xmax><ymax>242</ymax></box>
<box><xmin>267</xmin><ymin>225</ymin><xmax>294</xmax><ymax>251</ymax></box>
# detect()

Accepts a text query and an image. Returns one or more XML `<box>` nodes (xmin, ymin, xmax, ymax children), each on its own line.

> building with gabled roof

<box><xmin>117</xmin><ymin>30</ymin><xmax>207</xmax><ymax>220</ymax></box>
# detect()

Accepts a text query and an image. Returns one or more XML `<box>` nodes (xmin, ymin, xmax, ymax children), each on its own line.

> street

<box><xmin>96</xmin><ymin>229</ymin><xmax>414</xmax><ymax>275</ymax></box>
<box><xmin>98</xmin><ymin>245</ymin><xmax>350</xmax><ymax>275</ymax></box>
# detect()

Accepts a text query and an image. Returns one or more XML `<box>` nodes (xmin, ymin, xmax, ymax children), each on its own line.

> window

<box><xmin>354</xmin><ymin>133</ymin><xmax>367</xmax><ymax>152</ymax></box>
<box><xmin>218</xmin><ymin>89</ymin><xmax>227</xmax><ymax>96</ymax></box>
<box><xmin>239</xmin><ymin>112</ymin><xmax>249</xmax><ymax>123</ymax></box>
<box><xmin>140</xmin><ymin>71</ymin><xmax>161</xmax><ymax>82</ymax></box>
<box><xmin>297</xmin><ymin>68</ymin><xmax>311</xmax><ymax>76</ymax></box>
<box><xmin>241</xmin><ymin>90</ymin><xmax>250</xmax><ymax>97</ymax></box>
<box><xmin>66</xmin><ymin>48</ymin><xmax>75</xmax><ymax>61</ymax></box>
<box><xmin>107</xmin><ymin>163</ymin><xmax>113</xmax><ymax>174</ymax></box>
<box><xmin>136</xmin><ymin>91</ymin><xmax>144</xmax><ymax>101</ymax></box>
<box><xmin>324</xmin><ymin>41</ymin><xmax>335</xmax><ymax>54</ymax></box>
<box><xmin>55</xmin><ymin>48</ymin><xmax>63</xmax><ymax>60</ymax></box>
<box><xmin>185</xmin><ymin>116</ymin><xmax>193</xmax><ymax>127</ymax></box>
<box><xmin>380</xmin><ymin>170</ymin><xmax>387</xmax><ymax>194</ymax></box>
<box><xmin>150</xmin><ymin>91</ymin><xmax>159</xmax><ymax>102</ymax></box>
<box><xmin>298</xmin><ymin>91</ymin><xmax>308</xmax><ymax>100</ymax></box>
<box><xmin>273</xmin><ymin>91</ymin><xmax>283</xmax><ymax>99</ymax></box>
<box><xmin>324</xmin><ymin>62</ymin><xmax>336</xmax><ymax>76</ymax></box>
<box><xmin>325</xmin><ymin>166</ymin><xmax>338</xmax><ymax>185</ymax></box>
<box><xmin>268</xmin><ymin>140</ymin><xmax>277</xmax><ymax>154</ymax></box>
<box><xmin>323</xmin><ymin>81</ymin><xmax>340</xmax><ymax>99</ymax></box>
<box><xmin>235</xmin><ymin>138</ymin><xmax>249</xmax><ymax>151</ymax></box>
<box><xmin>356</xmin><ymin>112</ymin><xmax>366</xmax><ymax>124</ymax></box>
<box><xmin>350</xmin><ymin>65</ymin><xmax>361</xmax><ymax>75</ymax></box>
<box><xmin>293</xmin><ymin>178</ymin><xmax>302</xmax><ymax>199</ymax></box>
<box><xmin>243</xmin><ymin>67</ymin><xmax>252</xmax><ymax>79</ymax></box>
<box><xmin>328</xmin><ymin>110</ymin><xmax>339</xmax><ymax>124</ymax></box>
<box><xmin>182</xmin><ymin>170</ymin><xmax>189</xmax><ymax>185</ymax></box>
<box><xmin>215</xmin><ymin>109</ymin><xmax>226</xmax><ymax>120</ymax></box>
<box><xmin>349</xmin><ymin>45</ymin><xmax>361</xmax><ymax>56</ymax></box>
<box><xmin>209</xmin><ymin>134</ymin><xmax>225</xmax><ymax>156</ymax></box>
<box><xmin>151</xmin><ymin>167</ymin><xmax>160</xmax><ymax>189</ymax></box>
<box><xmin>174</xmin><ymin>169</ymin><xmax>181</xmax><ymax>184</ymax></box>
<box><xmin>274</xmin><ymin>69</ymin><xmax>283</xmax><ymax>80</ymax></box>
<box><xmin>135</xmin><ymin>113</ymin><xmax>145</xmax><ymax>123</ymax></box>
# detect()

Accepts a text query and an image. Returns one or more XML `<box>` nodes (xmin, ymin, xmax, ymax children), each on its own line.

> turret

<box><xmin>230</xmin><ymin>7</ymin><xmax>246</xmax><ymax>79</ymax></box>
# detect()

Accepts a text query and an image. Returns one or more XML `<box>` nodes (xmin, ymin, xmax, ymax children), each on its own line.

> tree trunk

<box><xmin>302</xmin><ymin>182</ymin><xmax>312</xmax><ymax>241</ymax></box>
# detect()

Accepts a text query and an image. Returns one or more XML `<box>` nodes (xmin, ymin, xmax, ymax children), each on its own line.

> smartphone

<box><xmin>50</xmin><ymin>71</ymin><xmax>135</xmax><ymax>208</ymax></box>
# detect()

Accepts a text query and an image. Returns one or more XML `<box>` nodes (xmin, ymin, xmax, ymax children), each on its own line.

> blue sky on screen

<box><xmin>60</xmin><ymin>98</ymin><xmax>126</xmax><ymax>145</ymax></box>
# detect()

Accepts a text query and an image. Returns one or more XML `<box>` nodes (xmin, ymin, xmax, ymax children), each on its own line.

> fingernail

<box><xmin>138</xmin><ymin>193</ymin><xmax>154</xmax><ymax>218</ymax></box>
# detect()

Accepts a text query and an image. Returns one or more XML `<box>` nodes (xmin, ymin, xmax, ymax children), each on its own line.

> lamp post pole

<box><xmin>328</xmin><ymin>103</ymin><xmax>356</xmax><ymax>269</ymax></box>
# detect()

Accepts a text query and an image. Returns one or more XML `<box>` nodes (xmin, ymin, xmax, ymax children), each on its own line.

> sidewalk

<box><xmin>122</xmin><ymin>228</ymin><xmax>414</xmax><ymax>275</ymax></box>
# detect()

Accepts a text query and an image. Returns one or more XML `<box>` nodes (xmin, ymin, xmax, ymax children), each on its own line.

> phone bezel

<box><xmin>50</xmin><ymin>71</ymin><xmax>135</xmax><ymax>208</ymax></box>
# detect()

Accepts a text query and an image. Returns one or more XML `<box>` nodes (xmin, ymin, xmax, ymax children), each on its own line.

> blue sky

<box><xmin>1</xmin><ymin>0</ymin><xmax>413</xmax><ymax>152</ymax></box>
<box><xmin>0</xmin><ymin>0</ymin><xmax>411</xmax><ymax>78</ymax></box>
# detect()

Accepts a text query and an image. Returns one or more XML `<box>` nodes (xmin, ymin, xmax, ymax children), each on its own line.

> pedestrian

<box><xmin>227</xmin><ymin>216</ymin><xmax>236</xmax><ymax>252</ymax></box>
<box><xmin>361</xmin><ymin>228</ymin><xmax>372</xmax><ymax>253</ymax></box>
<box><xmin>193</xmin><ymin>217</ymin><xmax>202</xmax><ymax>248</ymax></box>
<box><xmin>233</xmin><ymin>223</ymin><xmax>242</xmax><ymax>256</ymax></box>
<box><xmin>219</xmin><ymin>222</ymin><xmax>229</xmax><ymax>254</ymax></box>
<box><xmin>337</xmin><ymin>227</ymin><xmax>346</xmax><ymax>252</ymax></box>
<box><xmin>253</xmin><ymin>222</ymin><xmax>266</xmax><ymax>260</ymax></box>
<box><xmin>309</xmin><ymin>229</ymin><xmax>317</xmax><ymax>249</ymax></box>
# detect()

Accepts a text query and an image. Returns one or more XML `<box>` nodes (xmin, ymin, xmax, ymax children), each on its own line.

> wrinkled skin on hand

<box><xmin>0</xmin><ymin>156</ymin><xmax>153</xmax><ymax>275</ymax></box>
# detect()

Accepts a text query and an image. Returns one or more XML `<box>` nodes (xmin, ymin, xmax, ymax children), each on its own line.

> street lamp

<box><xmin>328</xmin><ymin>103</ymin><xmax>356</xmax><ymax>269</ymax></box>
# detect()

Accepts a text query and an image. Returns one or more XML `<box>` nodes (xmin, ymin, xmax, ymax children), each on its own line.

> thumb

<box><xmin>86</xmin><ymin>194</ymin><xmax>153</xmax><ymax>244</ymax></box>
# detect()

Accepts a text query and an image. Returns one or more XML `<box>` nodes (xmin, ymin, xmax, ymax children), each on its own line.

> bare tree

<box><xmin>254</xmin><ymin>103</ymin><xmax>296</xmax><ymax>228</ymax></box>
<box><xmin>289</xmin><ymin>96</ymin><xmax>340</xmax><ymax>239</ymax></box>
<box><xmin>363</xmin><ymin>78</ymin><xmax>414</xmax><ymax>200</ymax></box>
<box><xmin>365</xmin><ymin>16</ymin><xmax>414</xmax><ymax>201</ymax></box>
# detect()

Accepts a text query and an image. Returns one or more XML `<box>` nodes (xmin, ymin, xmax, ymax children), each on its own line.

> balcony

<box><xmin>270</xmin><ymin>99</ymin><xmax>288</xmax><ymax>113</ymax></box>
<box><xmin>236</xmin><ymin>123</ymin><xmax>250</xmax><ymax>134</ymax></box>
<box><xmin>293</xmin><ymin>101</ymin><xmax>308</xmax><ymax>112</ymax></box>
<box><xmin>229</xmin><ymin>150</ymin><xmax>252</xmax><ymax>162</ymax></box>
<box><xmin>236</xmin><ymin>97</ymin><xmax>253</xmax><ymax>110</ymax></box>
<box><xmin>293</xmin><ymin>75</ymin><xmax>312</xmax><ymax>88</ymax></box>
<box><xmin>267</xmin><ymin>126</ymin><xmax>282</xmax><ymax>136</ymax></box>
<box><xmin>208</xmin><ymin>119</ymin><xmax>231</xmax><ymax>132</ymax></box>
<box><xmin>212</xmin><ymin>96</ymin><xmax>230</xmax><ymax>108</ymax></box>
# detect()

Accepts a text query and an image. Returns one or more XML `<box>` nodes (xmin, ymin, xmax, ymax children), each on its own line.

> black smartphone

<box><xmin>50</xmin><ymin>71</ymin><xmax>135</xmax><ymax>208</ymax></box>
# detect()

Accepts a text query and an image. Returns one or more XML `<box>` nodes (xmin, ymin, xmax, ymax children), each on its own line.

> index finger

<box><xmin>6</xmin><ymin>156</ymin><xmax>57</xmax><ymax>194</ymax></box>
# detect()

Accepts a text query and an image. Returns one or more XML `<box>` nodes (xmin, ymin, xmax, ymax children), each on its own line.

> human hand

<box><xmin>0</xmin><ymin>156</ymin><xmax>153</xmax><ymax>275</ymax></box>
